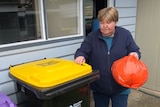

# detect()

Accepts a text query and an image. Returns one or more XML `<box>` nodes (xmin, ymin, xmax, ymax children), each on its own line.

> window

<box><xmin>84</xmin><ymin>0</ymin><xmax>93</xmax><ymax>35</ymax></box>
<box><xmin>46</xmin><ymin>0</ymin><xmax>82</xmax><ymax>38</ymax></box>
<box><xmin>0</xmin><ymin>0</ymin><xmax>83</xmax><ymax>45</ymax></box>
<box><xmin>0</xmin><ymin>0</ymin><xmax>42</xmax><ymax>45</ymax></box>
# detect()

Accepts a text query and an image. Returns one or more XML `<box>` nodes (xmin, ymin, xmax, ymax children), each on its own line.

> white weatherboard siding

<box><xmin>115</xmin><ymin>0</ymin><xmax>137</xmax><ymax>39</ymax></box>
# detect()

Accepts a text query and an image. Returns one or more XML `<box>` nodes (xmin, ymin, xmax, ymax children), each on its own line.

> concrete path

<box><xmin>128</xmin><ymin>89</ymin><xmax>160</xmax><ymax>107</ymax></box>
<box><xmin>90</xmin><ymin>89</ymin><xmax>160</xmax><ymax>107</ymax></box>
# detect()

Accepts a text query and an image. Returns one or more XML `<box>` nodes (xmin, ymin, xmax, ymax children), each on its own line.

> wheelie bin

<box><xmin>9</xmin><ymin>58</ymin><xmax>99</xmax><ymax>107</ymax></box>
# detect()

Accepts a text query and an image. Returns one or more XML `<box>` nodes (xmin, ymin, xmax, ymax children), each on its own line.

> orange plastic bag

<box><xmin>111</xmin><ymin>55</ymin><xmax>148</xmax><ymax>88</ymax></box>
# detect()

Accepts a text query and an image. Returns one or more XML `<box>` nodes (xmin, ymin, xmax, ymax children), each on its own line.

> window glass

<box><xmin>0</xmin><ymin>0</ymin><xmax>42</xmax><ymax>45</ymax></box>
<box><xmin>85</xmin><ymin>0</ymin><xmax>93</xmax><ymax>19</ymax></box>
<box><xmin>84</xmin><ymin>0</ymin><xmax>93</xmax><ymax>35</ymax></box>
<box><xmin>46</xmin><ymin>0</ymin><xmax>82</xmax><ymax>38</ymax></box>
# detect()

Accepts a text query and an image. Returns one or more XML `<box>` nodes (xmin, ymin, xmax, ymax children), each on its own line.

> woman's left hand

<box><xmin>129</xmin><ymin>52</ymin><xmax>139</xmax><ymax>59</ymax></box>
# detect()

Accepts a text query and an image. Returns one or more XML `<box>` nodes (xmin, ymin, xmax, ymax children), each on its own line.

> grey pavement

<box><xmin>90</xmin><ymin>89</ymin><xmax>160</xmax><ymax>107</ymax></box>
<box><xmin>128</xmin><ymin>89</ymin><xmax>160</xmax><ymax>107</ymax></box>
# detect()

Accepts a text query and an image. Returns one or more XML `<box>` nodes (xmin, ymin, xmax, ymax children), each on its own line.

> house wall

<box><xmin>115</xmin><ymin>0</ymin><xmax>137</xmax><ymax>39</ymax></box>
<box><xmin>136</xmin><ymin>0</ymin><xmax>160</xmax><ymax>96</ymax></box>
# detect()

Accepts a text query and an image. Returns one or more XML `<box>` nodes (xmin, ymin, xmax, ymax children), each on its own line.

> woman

<box><xmin>74</xmin><ymin>7</ymin><xmax>141</xmax><ymax>107</ymax></box>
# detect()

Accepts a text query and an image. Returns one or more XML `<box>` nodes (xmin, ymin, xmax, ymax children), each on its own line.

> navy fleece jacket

<box><xmin>74</xmin><ymin>26</ymin><xmax>141</xmax><ymax>95</ymax></box>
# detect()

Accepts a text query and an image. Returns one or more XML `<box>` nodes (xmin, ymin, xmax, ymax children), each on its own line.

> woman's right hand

<box><xmin>74</xmin><ymin>56</ymin><xmax>86</xmax><ymax>65</ymax></box>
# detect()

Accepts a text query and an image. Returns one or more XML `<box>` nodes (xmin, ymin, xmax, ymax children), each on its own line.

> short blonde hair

<box><xmin>97</xmin><ymin>7</ymin><xmax>119</xmax><ymax>22</ymax></box>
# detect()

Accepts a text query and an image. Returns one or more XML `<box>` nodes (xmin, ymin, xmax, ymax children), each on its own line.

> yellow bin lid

<box><xmin>9</xmin><ymin>58</ymin><xmax>92</xmax><ymax>88</ymax></box>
